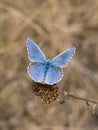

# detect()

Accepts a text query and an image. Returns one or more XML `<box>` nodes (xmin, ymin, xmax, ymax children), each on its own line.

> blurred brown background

<box><xmin>0</xmin><ymin>0</ymin><xmax>98</xmax><ymax>130</ymax></box>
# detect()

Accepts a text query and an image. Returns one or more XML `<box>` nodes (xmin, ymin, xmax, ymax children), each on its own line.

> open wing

<box><xmin>44</xmin><ymin>66</ymin><xmax>63</xmax><ymax>85</ymax></box>
<box><xmin>27</xmin><ymin>63</ymin><xmax>45</xmax><ymax>83</ymax></box>
<box><xmin>26</xmin><ymin>38</ymin><xmax>46</xmax><ymax>63</ymax></box>
<box><xmin>52</xmin><ymin>47</ymin><xmax>76</xmax><ymax>67</ymax></box>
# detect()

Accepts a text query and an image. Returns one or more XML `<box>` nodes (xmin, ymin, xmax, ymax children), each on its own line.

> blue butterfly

<box><xmin>26</xmin><ymin>38</ymin><xmax>76</xmax><ymax>85</ymax></box>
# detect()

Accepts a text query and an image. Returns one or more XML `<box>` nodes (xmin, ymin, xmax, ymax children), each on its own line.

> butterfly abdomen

<box><xmin>43</xmin><ymin>60</ymin><xmax>51</xmax><ymax>81</ymax></box>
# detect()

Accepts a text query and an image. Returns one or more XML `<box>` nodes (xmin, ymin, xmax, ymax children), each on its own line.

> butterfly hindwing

<box><xmin>52</xmin><ymin>47</ymin><xmax>76</xmax><ymax>67</ymax></box>
<box><xmin>27</xmin><ymin>38</ymin><xmax>46</xmax><ymax>63</ymax></box>
<box><xmin>27</xmin><ymin>63</ymin><xmax>46</xmax><ymax>83</ymax></box>
<box><xmin>44</xmin><ymin>66</ymin><xmax>63</xmax><ymax>85</ymax></box>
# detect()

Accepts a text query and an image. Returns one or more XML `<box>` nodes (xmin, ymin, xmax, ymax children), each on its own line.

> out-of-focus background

<box><xmin>0</xmin><ymin>0</ymin><xmax>98</xmax><ymax>130</ymax></box>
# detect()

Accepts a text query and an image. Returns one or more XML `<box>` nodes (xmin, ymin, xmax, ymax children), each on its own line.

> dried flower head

<box><xmin>32</xmin><ymin>82</ymin><xmax>60</xmax><ymax>104</ymax></box>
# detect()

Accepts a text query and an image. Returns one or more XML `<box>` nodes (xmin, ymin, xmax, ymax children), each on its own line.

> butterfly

<box><xmin>26</xmin><ymin>38</ymin><xmax>76</xmax><ymax>85</ymax></box>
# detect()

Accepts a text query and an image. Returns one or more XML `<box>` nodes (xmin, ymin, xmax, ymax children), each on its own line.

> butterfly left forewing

<box><xmin>27</xmin><ymin>38</ymin><xmax>46</xmax><ymax>63</ymax></box>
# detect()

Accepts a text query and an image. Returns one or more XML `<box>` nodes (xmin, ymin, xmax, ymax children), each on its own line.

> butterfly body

<box><xmin>42</xmin><ymin>59</ymin><xmax>52</xmax><ymax>83</ymax></box>
<box><xmin>26</xmin><ymin>38</ymin><xmax>76</xmax><ymax>85</ymax></box>
<box><xmin>44</xmin><ymin>59</ymin><xmax>52</xmax><ymax>69</ymax></box>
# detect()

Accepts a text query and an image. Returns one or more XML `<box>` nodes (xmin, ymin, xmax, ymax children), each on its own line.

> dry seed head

<box><xmin>32</xmin><ymin>82</ymin><xmax>60</xmax><ymax>104</ymax></box>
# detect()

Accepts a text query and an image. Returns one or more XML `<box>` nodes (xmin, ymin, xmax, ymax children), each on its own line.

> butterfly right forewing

<box><xmin>52</xmin><ymin>47</ymin><xmax>76</xmax><ymax>67</ymax></box>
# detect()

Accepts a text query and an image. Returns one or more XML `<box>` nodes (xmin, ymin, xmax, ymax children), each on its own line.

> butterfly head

<box><xmin>44</xmin><ymin>59</ymin><xmax>52</xmax><ymax>69</ymax></box>
<box><xmin>46</xmin><ymin>59</ymin><xmax>51</xmax><ymax>63</ymax></box>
